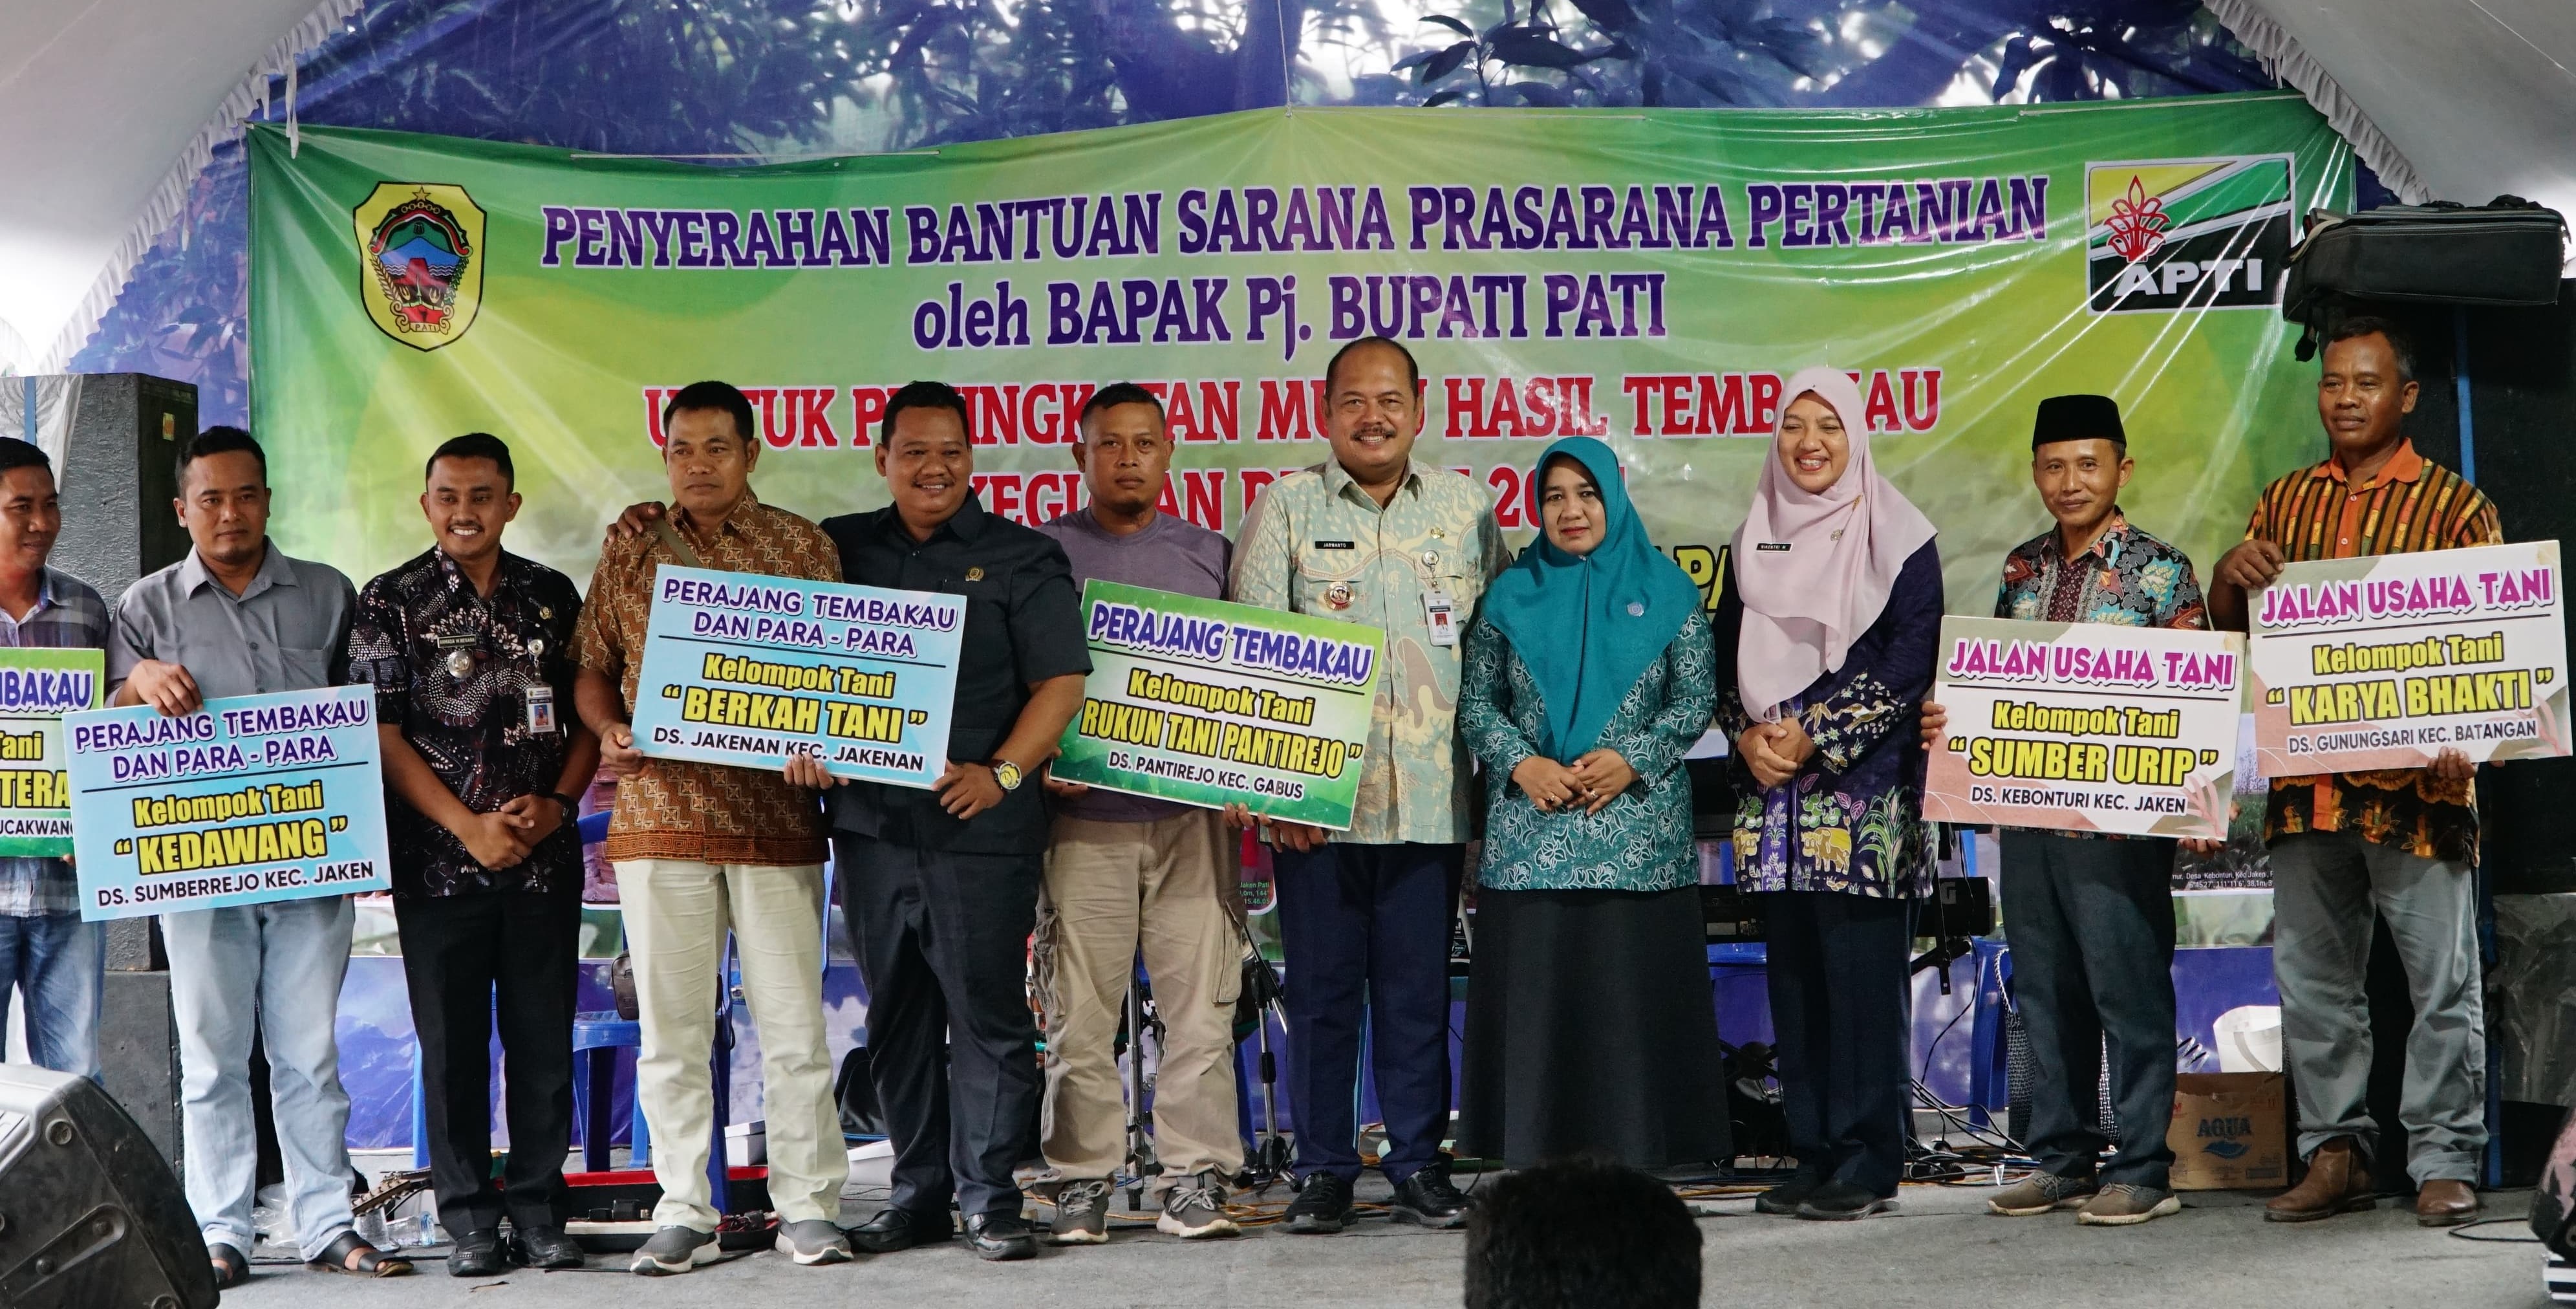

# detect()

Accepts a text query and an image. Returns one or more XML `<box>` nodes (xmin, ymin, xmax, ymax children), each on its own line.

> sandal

<box><xmin>208</xmin><ymin>1242</ymin><xmax>250</xmax><ymax>1289</ymax></box>
<box><xmin>306</xmin><ymin>1230</ymin><xmax>415</xmax><ymax>1277</ymax></box>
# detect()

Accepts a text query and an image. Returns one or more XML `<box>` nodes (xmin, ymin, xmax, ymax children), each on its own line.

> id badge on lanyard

<box><xmin>525</xmin><ymin>684</ymin><xmax>559</xmax><ymax>735</ymax></box>
<box><xmin>1421</xmin><ymin>586</ymin><xmax>1459</xmax><ymax>647</ymax></box>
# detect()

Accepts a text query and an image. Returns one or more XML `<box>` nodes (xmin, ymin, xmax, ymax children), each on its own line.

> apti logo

<box><xmin>2085</xmin><ymin>156</ymin><xmax>2294</xmax><ymax>314</ymax></box>
<box><xmin>352</xmin><ymin>182</ymin><xmax>486</xmax><ymax>351</ymax></box>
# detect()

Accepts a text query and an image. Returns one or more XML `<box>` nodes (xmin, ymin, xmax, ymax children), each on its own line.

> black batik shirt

<box><xmin>350</xmin><ymin>548</ymin><xmax>586</xmax><ymax>896</ymax></box>
<box><xmin>819</xmin><ymin>493</ymin><xmax>1091</xmax><ymax>856</ymax></box>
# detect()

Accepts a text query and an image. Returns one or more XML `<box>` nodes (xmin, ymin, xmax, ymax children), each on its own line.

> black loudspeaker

<box><xmin>44</xmin><ymin>372</ymin><xmax>195</xmax><ymax>601</ymax></box>
<box><xmin>0</xmin><ymin>1064</ymin><xmax>215</xmax><ymax>1309</ymax></box>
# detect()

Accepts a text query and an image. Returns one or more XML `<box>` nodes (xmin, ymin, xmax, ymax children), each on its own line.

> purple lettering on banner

<box><xmin>1579</xmin><ymin>185</ymin><xmax>1615</xmax><ymax>248</ymax></box>
<box><xmin>852</xmin><ymin>208</ymin><xmax>892</xmax><ymax>266</ymax></box>
<box><xmin>706</xmin><ymin>211</ymin><xmax>746</xmax><ymax>267</ymax></box>
<box><xmin>1245</xmin><ymin>188</ymin><xmax>1282</xmax><ymax>252</ymax></box>
<box><xmin>1408</xmin><ymin>275</ymin><xmax>1443</xmax><ymax>338</ymax></box>
<box><xmin>1512</xmin><ymin>186</ymin><xmax>1545</xmax><ymax>249</ymax></box>
<box><xmin>1815</xmin><ymin>184</ymin><xmax>1852</xmax><ymax>245</ymax></box>
<box><xmin>1746</xmin><ymin>184</ymin><xmax>1783</xmax><ymax>247</ymax></box>
<box><xmin>606</xmin><ymin>209</ymin><xmax>647</xmax><ymax>266</ymax></box>
<box><xmin>1193</xmin><ymin>278</ymin><xmax>1231</xmax><ymax>341</ymax></box>
<box><xmin>944</xmin><ymin>204</ymin><xmax>982</xmax><ymax>263</ymax></box>
<box><xmin>778</xmin><ymin>209</ymin><xmax>819</xmax><ymax>266</ymax></box>
<box><xmin>1047</xmin><ymin>281</ymin><xmax>1082</xmax><ymax>345</ymax></box>
<box><xmin>1695</xmin><ymin>186</ymin><xmax>1735</xmax><ymax>248</ymax></box>
<box><xmin>1326</xmin><ymin>275</ymin><xmax>1363</xmax><ymax>340</ymax></box>
<box><xmin>1445</xmin><ymin>186</ymin><xmax>1481</xmax><ymax>250</ymax></box>
<box><xmin>574</xmin><ymin>208</ymin><xmax>607</xmax><ymax>266</ymax></box>
<box><xmin>540</xmin><ymin>206</ymin><xmax>576</xmax><ymax>266</ymax></box>
<box><xmin>2009</xmin><ymin>175</ymin><xmax>2050</xmax><ymax>241</ymax></box>
<box><xmin>907</xmin><ymin>205</ymin><xmax>942</xmax><ymax>264</ymax></box>
<box><xmin>1177</xmin><ymin>189</ymin><xmax>1209</xmax><ymax>254</ymax></box>
<box><xmin>739</xmin><ymin>210</ymin><xmax>781</xmax><ymax>266</ymax></box>
<box><xmin>1478</xmin><ymin>187</ymin><xmax>1516</xmax><ymax>250</ymax></box>
<box><xmin>1543</xmin><ymin>272</ymin><xmax>1580</xmax><ymax>338</ymax></box>
<box><xmin>1316</xmin><ymin>188</ymin><xmax>1354</xmax><ymax>250</ymax></box>
<box><xmin>673</xmin><ymin>211</ymin><xmax>710</xmax><ymax>266</ymax></box>
<box><xmin>1780</xmin><ymin>184</ymin><xmax>1814</xmax><ymax>247</ymax></box>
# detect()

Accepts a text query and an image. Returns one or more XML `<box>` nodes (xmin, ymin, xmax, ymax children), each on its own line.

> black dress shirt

<box><xmin>820</xmin><ymin>493</ymin><xmax>1089</xmax><ymax>856</ymax></box>
<box><xmin>349</xmin><ymin>548</ymin><xmax>585</xmax><ymax>896</ymax></box>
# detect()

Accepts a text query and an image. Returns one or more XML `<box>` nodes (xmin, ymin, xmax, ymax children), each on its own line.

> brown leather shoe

<box><xmin>2264</xmin><ymin>1138</ymin><xmax>2374</xmax><ymax>1222</ymax></box>
<box><xmin>2414</xmin><ymin>1178</ymin><xmax>2479</xmax><ymax>1227</ymax></box>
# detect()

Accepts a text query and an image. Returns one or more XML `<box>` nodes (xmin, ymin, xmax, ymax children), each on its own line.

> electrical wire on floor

<box><xmin>2445</xmin><ymin>1218</ymin><xmax>2543</xmax><ymax>1244</ymax></box>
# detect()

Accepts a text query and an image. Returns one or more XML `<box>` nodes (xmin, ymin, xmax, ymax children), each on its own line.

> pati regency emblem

<box><xmin>353</xmin><ymin>182</ymin><xmax>486</xmax><ymax>351</ymax></box>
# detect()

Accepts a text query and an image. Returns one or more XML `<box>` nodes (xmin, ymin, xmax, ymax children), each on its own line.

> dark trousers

<box><xmin>835</xmin><ymin>835</ymin><xmax>1042</xmax><ymax>1218</ymax></box>
<box><xmin>392</xmin><ymin>890</ymin><xmax>582</xmax><ymax>1235</ymax></box>
<box><xmin>1272</xmin><ymin>841</ymin><xmax>1463</xmax><ymax>1185</ymax></box>
<box><xmin>2000</xmin><ymin>832</ymin><xmax>2179</xmax><ymax>1188</ymax></box>
<box><xmin>1761</xmin><ymin>889</ymin><xmax>1912</xmax><ymax>1196</ymax></box>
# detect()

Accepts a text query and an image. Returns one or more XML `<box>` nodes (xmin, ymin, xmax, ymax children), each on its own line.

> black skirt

<box><xmin>1457</xmin><ymin>884</ymin><xmax>1732</xmax><ymax>1170</ymax></box>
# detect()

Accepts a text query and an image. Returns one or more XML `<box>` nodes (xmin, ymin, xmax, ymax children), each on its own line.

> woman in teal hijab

<box><xmin>1456</xmin><ymin>437</ymin><xmax>1730</xmax><ymax>1169</ymax></box>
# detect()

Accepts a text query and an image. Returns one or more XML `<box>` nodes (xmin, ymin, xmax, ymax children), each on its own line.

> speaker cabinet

<box><xmin>46</xmin><ymin>373</ymin><xmax>195</xmax><ymax>603</ymax></box>
<box><xmin>0</xmin><ymin>1064</ymin><xmax>215</xmax><ymax>1309</ymax></box>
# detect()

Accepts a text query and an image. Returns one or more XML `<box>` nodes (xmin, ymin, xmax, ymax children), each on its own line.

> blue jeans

<box><xmin>161</xmin><ymin>896</ymin><xmax>360</xmax><ymax>1259</ymax></box>
<box><xmin>0</xmin><ymin>911</ymin><xmax>103</xmax><ymax>1077</ymax></box>
<box><xmin>1272</xmin><ymin>841</ymin><xmax>1462</xmax><ymax>1185</ymax></box>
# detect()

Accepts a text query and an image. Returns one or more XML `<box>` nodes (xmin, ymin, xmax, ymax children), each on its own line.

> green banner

<box><xmin>0</xmin><ymin>648</ymin><xmax>102</xmax><ymax>857</ymax></box>
<box><xmin>250</xmin><ymin>94</ymin><xmax>2352</xmax><ymax>606</ymax></box>
<box><xmin>1053</xmin><ymin>581</ymin><xmax>1381</xmax><ymax>828</ymax></box>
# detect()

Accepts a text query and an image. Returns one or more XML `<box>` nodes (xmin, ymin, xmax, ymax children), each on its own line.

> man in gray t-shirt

<box><xmin>1030</xmin><ymin>384</ymin><xmax>1244</xmax><ymax>1244</ymax></box>
<box><xmin>107</xmin><ymin>428</ymin><xmax>406</xmax><ymax>1283</ymax></box>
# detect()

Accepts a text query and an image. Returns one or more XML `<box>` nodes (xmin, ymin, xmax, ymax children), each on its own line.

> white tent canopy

<box><xmin>2</xmin><ymin>0</ymin><xmax>2571</xmax><ymax>375</ymax></box>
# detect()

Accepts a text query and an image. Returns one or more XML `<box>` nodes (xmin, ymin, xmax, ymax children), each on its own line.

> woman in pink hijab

<box><xmin>1713</xmin><ymin>365</ymin><xmax>1942</xmax><ymax>1220</ymax></box>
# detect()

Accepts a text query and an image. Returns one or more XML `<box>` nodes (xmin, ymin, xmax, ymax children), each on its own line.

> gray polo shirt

<box><xmin>108</xmin><ymin>545</ymin><xmax>357</xmax><ymax>701</ymax></box>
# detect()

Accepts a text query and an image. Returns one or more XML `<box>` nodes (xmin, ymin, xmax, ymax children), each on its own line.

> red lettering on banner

<box><xmin>850</xmin><ymin>386</ymin><xmax>886</xmax><ymax>446</ymax></box>
<box><xmin>1256</xmin><ymin>379</ymin><xmax>1324</xmax><ymax>440</ymax></box>
<box><xmin>1448</xmin><ymin>377</ymin><xmax>1491</xmax><ymax>438</ymax></box>
<box><xmin>1488</xmin><ymin>465</ymin><xmax>1526</xmax><ymax>528</ymax></box>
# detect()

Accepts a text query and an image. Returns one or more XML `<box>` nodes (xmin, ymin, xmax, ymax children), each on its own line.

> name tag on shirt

<box><xmin>1313</xmin><ymin>540</ymin><xmax>1355</xmax><ymax>550</ymax></box>
<box><xmin>1422</xmin><ymin>588</ymin><xmax>1459</xmax><ymax>647</ymax></box>
<box><xmin>525</xmin><ymin>684</ymin><xmax>559</xmax><ymax>735</ymax></box>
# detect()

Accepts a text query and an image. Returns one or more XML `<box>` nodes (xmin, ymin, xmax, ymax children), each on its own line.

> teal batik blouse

<box><xmin>1459</xmin><ymin>608</ymin><xmax>1717</xmax><ymax>893</ymax></box>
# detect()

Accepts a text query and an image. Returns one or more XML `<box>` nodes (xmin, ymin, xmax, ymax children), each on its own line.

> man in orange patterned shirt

<box><xmin>2209</xmin><ymin>319</ymin><xmax>2498</xmax><ymax>1228</ymax></box>
<box><xmin>573</xmin><ymin>382</ymin><xmax>852</xmax><ymax>1273</ymax></box>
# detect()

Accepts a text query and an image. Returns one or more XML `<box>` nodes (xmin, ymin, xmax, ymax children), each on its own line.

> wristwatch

<box><xmin>991</xmin><ymin>760</ymin><xmax>1024</xmax><ymax>792</ymax></box>
<box><xmin>541</xmin><ymin>791</ymin><xmax>579</xmax><ymax>819</ymax></box>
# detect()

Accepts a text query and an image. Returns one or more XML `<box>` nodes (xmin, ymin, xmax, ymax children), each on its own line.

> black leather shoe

<box><xmin>1390</xmin><ymin>1165</ymin><xmax>1473</xmax><ymax>1229</ymax></box>
<box><xmin>448</xmin><ymin>1229</ymin><xmax>508</xmax><ymax>1278</ymax></box>
<box><xmin>963</xmin><ymin>1212</ymin><xmax>1038</xmax><ymax>1261</ymax></box>
<box><xmin>511</xmin><ymin>1225</ymin><xmax>586</xmax><ymax>1270</ymax></box>
<box><xmin>1283</xmin><ymin>1172</ymin><xmax>1356</xmax><ymax>1235</ymax></box>
<box><xmin>849</xmin><ymin>1206</ymin><xmax>951</xmax><ymax>1255</ymax></box>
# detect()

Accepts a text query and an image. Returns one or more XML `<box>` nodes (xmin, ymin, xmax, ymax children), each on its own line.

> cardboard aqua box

<box><xmin>2167</xmin><ymin>1071</ymin><xmax>2289</xmax><ymax>1191</ymax></box>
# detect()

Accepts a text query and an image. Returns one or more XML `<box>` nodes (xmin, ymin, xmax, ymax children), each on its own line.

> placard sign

<box><xmin>630</xmin><ymin>565</ymin><xmax>964</xmax><ymax>788</ymax></box>
<box><xmin>65</xmin><ymin>686</ymin><xmax>391</xmax><ymax>920</ymax></box>
<box><xmin>0</xmin><ymin>648</ymin><xmax>103</xmax><ymax>857</ymax></box>
<box><xmin>2249</xmin><ymin>540</ymin><xmax>2566</xmax><ymax>775</ymax></box>
<box><xmin>1051</xmin><ymin>581</ymin><xmax>1382</xmax><ymax>829</ymax></box>
<box><xmin>1924</xmin><ymin>616</ymin><xmax>2244</xmax><ymax>839</ymax></box>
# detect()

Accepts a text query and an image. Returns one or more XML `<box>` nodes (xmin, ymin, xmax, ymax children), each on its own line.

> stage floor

<box><xmin>237</xmin><ymin>1162</ymin><xmax>2542</xmax><ymax>1306</ymax></box>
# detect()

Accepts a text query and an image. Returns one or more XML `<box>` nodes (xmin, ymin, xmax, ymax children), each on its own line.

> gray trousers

<box><xmin>2268</xmin><ymin>830</ymin><xmax>2486</xmax><ymax>1184</ymax></box>
<box><xmin>1999</xmin><ymin>832</ymin><xmax>2178</xmax><ymax>1188</ymax></box>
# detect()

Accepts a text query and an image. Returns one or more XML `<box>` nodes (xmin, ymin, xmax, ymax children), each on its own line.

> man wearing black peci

<box><xmin>350</xmin><ymin>433</ymin><xmax>598</xmax><ymax>1275</ymax></box>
